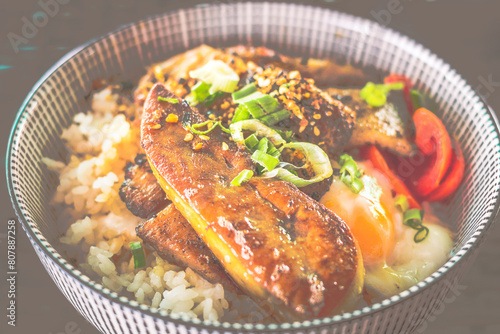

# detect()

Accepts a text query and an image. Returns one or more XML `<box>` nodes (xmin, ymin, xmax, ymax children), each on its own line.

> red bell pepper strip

<box><xmin>412</xmin><ymin>108</ymin><xmax>453</xmax><ymax>197</ymax></box>
<box><xmin>425</xmin><ymin>139</ymin><xmax>465</xmax><ymax>202</ymax></box>
<box><xmin>361</xmin><ymin>145</ymin><xmax>422</xmax><ymax>209</ymax></box>
<box><xmin>384</xmin><ymin>74</ymin><xmax>414</xmax><ymax>113</ymax></box>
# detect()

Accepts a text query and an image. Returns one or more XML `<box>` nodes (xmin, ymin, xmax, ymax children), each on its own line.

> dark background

<box><xmin>1</xmin><ymin>0</ymin><xmax>499</xmax><ymax>333</ymax></box>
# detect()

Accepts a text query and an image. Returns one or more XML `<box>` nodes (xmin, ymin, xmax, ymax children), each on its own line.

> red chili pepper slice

<box><xmin>425</xmin><ymin>139</ymin><xmax>465</xmax><ymax>202</ymax></box>
<box><xmin>361</xmin><ymin>145</ymin><xmax>422</xmax><ymax>209</ymax></box>
<box><xmin>412</xmin><ymin>108</ymin><xmax>453</xmax><ymax>197</ymax></box>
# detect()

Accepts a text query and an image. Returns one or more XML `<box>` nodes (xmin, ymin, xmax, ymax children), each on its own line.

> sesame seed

<box><xmin>199</xmin><ymin>135</ymin><xmax>210</xmax><ymax>141</ymax></box>
<box><xmin>314</xmin><ymin>126</ymin><xmax>320</xmax><ymax>136</ymax></box>
<box><xmin>193</xmin><ymin>142</ymin><xmax>203</xmax><ymax>150</ymax></box>
<box><xmin>222</xmin><ymin>142</ymin><xmax>229</xmax><ymax>151</ymax></box>
<box><xmin>313</xmin><ymin>114</ymin><xmax>321</xmax><ymax>120</ymax></box>
<box><xmin>165</xmin><ymin>114</ymin><xmax>179</xmax><ymax>123</ymax></box>
<box><xmin>289</xmin><ymin>71</ymin><xmax>301</xmax><ymax>80</ymax></box>
<box><xmin>208</xmin><ymin>114</ymin><xmax>217</xmax><ymax>120</ymax></box>
<box><xmin>279</xmin><ymin>85</ymin><xmax>289</xmax><ymax>94</ymax></box>
<box><xmin>325</xmin><ymin>111</ymin><xmax>332</xmax><ymax>117</ymax></box>
<box><xmin>150</xmin><ymin>124</ymin><xmax>161</xmax><ymax>129</ymax></box>
<box><xmin>184</xmin><ymin>133</ymin><xmax>194</xmax><ymax>142</ymax></box>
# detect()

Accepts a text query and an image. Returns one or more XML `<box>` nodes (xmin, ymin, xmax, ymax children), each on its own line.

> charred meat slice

<box><xmin>136</xmin><ymin>204</ymin><xmax>240</xmax><ymax>292</ymax></box>
<box><xmin>141</xmin><ymin>84</ymin><xmax>363</xmax><ymax>321</ymax></box>
<box><xmin>327</xmin><ymin>87</ymin><xmax>417</xmax><ymax>156</ymax></box>
<box><xmin>225</xmin><ymin>45</ymin><xmax>376</xmax><ymax>88</ymax></box>
<box><xmin>119</xmin><ymin>154</ymin><xmax>171</xmax><ymax>218</ymax></box>
<box><xmin>250</xmin><ymin>65</ymin><xmax>355</xmax><ymax>158</ymax></box>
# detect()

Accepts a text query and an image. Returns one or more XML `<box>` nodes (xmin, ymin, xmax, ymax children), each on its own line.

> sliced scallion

<box><xmin>251</xmin><ymin>150</ymin><xmax>280</xmax><ymax>172</ymax></box>
<box><xmin>402</xmin><ymin>208</ymin><xmax>429</xmax><ymax>243</ymax></box>
<box><xmin>256</xmin><ymin>95</ymin><xmax>281</xmax><ymax>114</ymax></box>
<box><xmin>190</xmin><ymin>120</ymin><xmax>230</xmax><ymax>135</ymax></box>
<box><xmin>339</xmin><ymin>154</ymin><xmax>364</xmax><ymax>194</ymax></box>
<box><xmin>232</xmin><ymin>83</ymin><xmax>258</xmax><ymax>101</ymax></box>
<box><xmin>244</xmin><ymin>134</ymin><xmax>259</xmax><ymax>150</ymax></box>
<box><xmin>229</xmin><ymin>119</ymin><xmax>287</xmax><ymax>147</ymax></box>
<box><xmin>261</xmin><ymin>142</ymin><xmax>333</xmax><ymax>187</ymax></box>
<box><xmin>231</xmin><ymin>105</ymin><xmax>252</xmax><ymax>123</ymax></box>
<box><xmin>130</xmin><ymin>241</ymin><xmax>146</xmax><ymax>269</ymax></box>
<box><xmin>158</xmin><ymin>96</ymin><xmax>179</xmax><ymax>104</ymax></box>
<box><xmin>230</xmin><ymin>169</ymin><xmax>254</xmax><ymax>186</ymax></box>
<box><xmin>360</xmin><ymin>82</ymin><xmax>404</xmax><ymax>107</ymax></box>
<box><xmin>189</xmin><ymin>60</ymin><xmax>240</xmax><ymax>95</ymax></box>
<box><xmin>394</xmin><ymin>195</ymin><xmax>410</xmax><ymax>213</ymax></box>
<box><xmin>244</xmin><ymin>100</ymin><xmax>267</xmax><ymax>118</ymax></box>
<box><xmin>256</xmin><ymin>137</ymin><xmax>269</xmax><ymax>154</ymax></box>
<box><xmin>258</xmin><ymin>109</ymin><xmax>292</xmax><ymax>126</ymax></box>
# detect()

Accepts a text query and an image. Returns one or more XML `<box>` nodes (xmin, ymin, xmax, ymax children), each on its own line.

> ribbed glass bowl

<box><xmin>7</xmin><ymin>2</ymin><xmax>500</xmax><ymax>333</ymax></box>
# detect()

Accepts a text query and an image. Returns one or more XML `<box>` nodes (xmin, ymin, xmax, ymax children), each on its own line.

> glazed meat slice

<box><xmin>249</xmin><ymin>65</ymin><xmax>355</xmax><ymax>158</ymax></box>
<box><xmin>136</xmin><ymin>204</ymin><xmax>239</xmax><ymax>292</ymax></box>
<box><xmin>327</xmin><ymin>87</ymin><xmax>417</xmax><ymax>156</ymax></box>
<box><xmin>225</xmin><ymin>45</ymin><xmax>376</xmax><ymax>87</ymax></box>
<box><xmin>119</xmin><ymin>154</ymin><xmax>171</xmax><ymax>218</ymax></box>
<box><xmin>141</xmin><ymin>84</ymin><xmax>363</xmax><ymax>321</ymax></box>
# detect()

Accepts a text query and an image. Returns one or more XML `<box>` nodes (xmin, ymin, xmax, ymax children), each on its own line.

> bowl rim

<box><xmin>6</xmin><ymin>2</ymin><xmax>500</xmax><ymax>331</ymax></box>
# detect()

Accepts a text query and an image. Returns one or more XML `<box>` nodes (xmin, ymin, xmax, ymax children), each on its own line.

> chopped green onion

<box><xmin>231</xmin><ymin>83</ymin><xmax>291</xmax><ymax>125</ymax></box>
<box><xmin>251</xmin><ymin>150</ymin><xmax>280</xmax><ymax>172</ymax></box>
<box><xmin>189</xmin><ymin>60</ymin><xmax>240</xmax><ymax>95</ymax></box>
<box><xmin>256</xmin><ymin>95</ymin><xmax>281</xmax><ymax>114</ymax></box>
<box><xmin>345</xmin><ymin>177</ymin><xmax>365</xmax><ymax>194</ymax></box>
<box><xmin>262</xmin><ymin>142</ymin><xmax>333</xmax><ymax>187</ymax></box>
<box><xmin>203</xmin><ymin>91</ymin><xmax>225</xmax><ymax>107</ymax></box>
<box><xmin>360</xmin><ymin>82</ymin><xmax>404</xmax><ymax>107</ymax></box>
<box><xmin>130</xmin><ymin>241</ymin><xmax>146</xmax><ymax>269</ymax></box>
<box><xmin>231</xmin><ymin>105</ymin><xmax>252</xmax><ymax>124</ymax></box>
<box><xmin>256</xmin><ymin>137</ymin><xmax>269</xmax><ymax>154</ymax></box>
<box><xmin>158</xmin><ymin>97</ymin><xmax>179</xmax><ymax>103</ymax></box>
<box><xmin>402</xmin><ymin>208</ymin><xmax>429</xmax><ymax>243</ymax></box>
<box><xmin>230</xmin><ymin>169</ymin><xmax>254</xmax><ymax>186</ymax></box>
<box><xmin>190</xmin><ymin>120</ymin><xmax>230</xmax><ymax>135</ymax></box>
<box><xmin>187</xmin><ymin>81</ymin><xmax>224</xmax><ymax>107</ymax></box>
<box><xmin>233</xmin><ymin>91</ymin><xmax>266</xmax><ymax>104</ymax></box>
<box><xmin>190</xmin><ymin>81</ymin><xmax>211</xmax><ymax>102</ymax></box>
<box><xmin>232</xmin><ymin>83</ymin><xmax>258</xmax><ymax>101</ymax></box>
<box><xmin>244</xmin><ymin>134</ymin><xmax>259</xmax><ymax>150</ymax></box>
<box><xmin>258</xmin><ymin>109</ymin><xmax>292</xmax><ymax>126</ymax></box>
<box><xmin>394</xmin><ymin>195</ymin><xmax>410</xmax><ymax>213</ymax></box>
<box><xmin>243</xmin><ymin>100</ymin><xmax>267</xmax><ymax>118</ymax></box>
<box><xmin>267</xmin><ymin>145</ymin><xmax>281</xmax><ymax>159</ymax></box>
<box><xmin>339</xmin><ymin>154</ymin><xmax>364</xmax><ymax>194</ymax></box>
<box><xmin>275</xmin><ymin>129</ymin><xmax>294</xmax><ymax>142</ymax></box>
<box><xmin>229</xmin><ymin>119</ymin><xmax>286</xmax><ymax>147</ymax></box>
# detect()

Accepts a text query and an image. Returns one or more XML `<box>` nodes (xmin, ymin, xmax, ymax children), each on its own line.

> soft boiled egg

<box><xmin>321</xmin><ymin>161</ymin><xmax>398</xmax><ymax>266</ymax></box>
<box><xmin>321</xmin><ymin>160</ymin><xmax>454</xmax><ymax>302</ymax></box>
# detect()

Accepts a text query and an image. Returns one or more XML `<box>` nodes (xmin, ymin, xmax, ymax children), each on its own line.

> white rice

<box><xmin>43</xmin><ymin>87</ymin><xmax>255</xmax><ymax>322</ymax></box>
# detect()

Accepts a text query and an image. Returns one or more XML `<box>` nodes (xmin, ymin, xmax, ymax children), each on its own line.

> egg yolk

<box><xmin>321</xmin><ymin>164</ymin><xmax>395</xmax><ymax>266</ymax></box>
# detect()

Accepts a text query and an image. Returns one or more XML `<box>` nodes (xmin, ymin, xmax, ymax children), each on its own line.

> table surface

<box><xmin>1</xmin><ymin>1</ymin><xmax>499</xmax><ymax>333</ymax></box>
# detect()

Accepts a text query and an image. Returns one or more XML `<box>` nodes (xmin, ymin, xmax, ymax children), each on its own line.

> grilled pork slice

<box><xmin>141</xmin><ymin>83</ymin><xmax>364</xmax><ymax>321</ymax></box>
<box><xmin>136</xmin><ymin>204</ymin><xmax>239</xmax><ymax>292</ymax></box>
<box><xmin>248</xmin><ymin>65</ymin><xmax>356</xmax><ymax>158</ymax></box>
<box><xmin>119</xmin><ymin>154</ymin><xmax>171</xmax><ymax>218</ymax></box>
<box><xmin>225</xmin><ymin>45</ymin><xmax>375</xmax><ymax>88</ymax></box>
<box><xmin>327</xmin><ymin>87</ymin><xmax>417</xmax><ymax>156</ymax></box>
